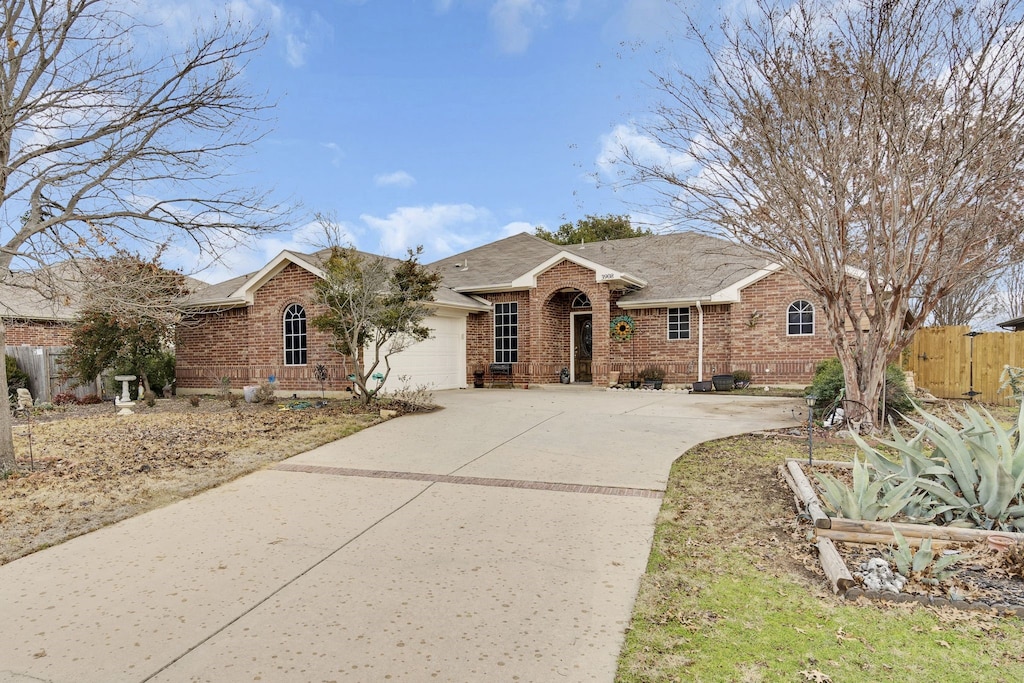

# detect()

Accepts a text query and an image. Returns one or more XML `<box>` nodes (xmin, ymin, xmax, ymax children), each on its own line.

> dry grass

<box><xmin>2</xmin><ymin>398</ymin><xmax>381</xmax><ymax>564</ymax></box>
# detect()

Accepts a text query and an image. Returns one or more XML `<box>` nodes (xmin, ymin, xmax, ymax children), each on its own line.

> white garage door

<box><xmin>382</xmin><ymin>313</ymin><xmax>467</xmax><ymax>390</ymax></box>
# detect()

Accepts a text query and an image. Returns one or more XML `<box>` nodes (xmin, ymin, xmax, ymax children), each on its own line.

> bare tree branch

<box><xmin>0</xmin><ymin>0</ymin><xmax>284</xmax><ymax>472</ymax></box>
<box><xmin>622</xmin><ymin>0</ymin><xmax>1024</xmax><ymax>429</ymax></box>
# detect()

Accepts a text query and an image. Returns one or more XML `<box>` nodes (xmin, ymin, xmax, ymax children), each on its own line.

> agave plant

<box><xmin>886</xmin><ymin>528</ymin><xmax>961</xmax><ymax>586</ymax></box>
<box><xmin>903</xmin><ymin>403</ymin><xmax>1024</xmax><ymax>530</ymax></box>
<box><xmin>839</xmin><ymin>401</ymin><xmax>1024</xmax><ymax>531</ymax></box>
<box><xmin>814</xmin><ymin>456</ymin><xmax>924</xmax><ymax>521</ymax></box>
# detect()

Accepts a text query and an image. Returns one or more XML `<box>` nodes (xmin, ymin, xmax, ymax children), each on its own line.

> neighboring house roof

<box><xmin>998</xmin><ymin>315</ymin><xmax>1024</xmax><ymax>332</ymax></box>
<box><xmin>0</xmin><ymin>264</ymin><xmax>85</xmax><ymax>322</ymax></box>
<box><xmin>184</xmin><ymin>249</ymin><xmax>490</xmax><ymax>313</ymax></box>
<box><xmin>2</xmin><ymin>260</ymin><xmax>205</xmax><ymax>323</ymax></box>
<box><xmin>429</xmin><ymin>232</ymin><xmax>776</xmax><ymax>307</ymax></box>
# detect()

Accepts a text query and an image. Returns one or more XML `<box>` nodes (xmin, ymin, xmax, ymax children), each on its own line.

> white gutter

<box><xmin>696</xmin><ymin>301</ymin><xmax>704</xmax><ymax>382</ymax></box>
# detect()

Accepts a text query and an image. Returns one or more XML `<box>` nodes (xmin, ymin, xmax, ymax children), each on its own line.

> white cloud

<box><xmin>489</xmin><ymin>0</ymin><xmax>548</xmax><ymax>53</ymax></box>
<box><xmin>374</xmin><ymin>170</ymin><xmax>417</xmax><ymax>188</ymax></box>
<box><xmin>166</xmin><ymin>218</ymin><xmax>359</xmax><ymax>283</ymax></box>
<box><xmin>501</xmin><ymin>220</ymin><xmax>534</xmax><ymax>236</ymax></box>
<box><xmin>614</xmin><ymin>0</ymin><xmax>680</xmax><ymax>40</ymax></box>
<box><xmin>597</xmin><ymin>123</ymin><xmax>696</xmax><ymax>180</ymax></box>
<box><xmin>360</xmin><ymin>204</ymin><xmax>492</xmax><ymax>258</ymax></box>
<box><xmin>322</xmin><ymin>142</ymin><xmax>344</xmax><ymax>167</ymax></box>
<box><xmin>135</xmin><ymin>0</ymin><xmax>327</xmax><ymax>69</ymax></box>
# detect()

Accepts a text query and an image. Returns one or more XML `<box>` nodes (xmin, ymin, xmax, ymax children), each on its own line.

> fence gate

<box><xmin>906</xmin><ymin>326</ymin><xmax>1024</xmax><ymax>406</ymax></box>
<box><xmin>4</xmin><ymin>345</ymin><xmax>100</xmax><ymax>402</ymax></box>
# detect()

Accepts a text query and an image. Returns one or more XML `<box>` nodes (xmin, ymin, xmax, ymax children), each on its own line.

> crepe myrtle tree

<box><xmin>622</xmin><ymin>0</ymin><xmax>1024</xmax><ymax>430</ymax></box>
<box><xmin>0</xmin><ymin>0</ymin><xmax>284</xmax><ymax>473</ymax></box>
<box><xmin>311</xmin><ymin>245</ymin><xmax>442</xmax><ymax>405</ymax></box>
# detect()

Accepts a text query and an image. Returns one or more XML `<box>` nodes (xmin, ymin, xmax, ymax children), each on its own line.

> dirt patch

<box><xmin>2</xmin><ymin>397</ymin><xmax>383</xmax><ymax>564</ymax></box>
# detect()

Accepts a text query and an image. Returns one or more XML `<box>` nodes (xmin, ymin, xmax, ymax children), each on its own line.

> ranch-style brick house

<box><xmin>175</xmin><ymin>231</ymin><xmax>838</xmax><ymax>395</ymax></box>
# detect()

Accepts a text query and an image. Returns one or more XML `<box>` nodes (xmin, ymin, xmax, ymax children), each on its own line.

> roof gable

<box><xmin>433</xmin><ymin>231</ymin><xmax>775</xmax><ymax>306</ymax></box>
<box><xmin>185</xmin><ymin>248</ymin><xmax>488</xmax><ymax>313</ymax></box>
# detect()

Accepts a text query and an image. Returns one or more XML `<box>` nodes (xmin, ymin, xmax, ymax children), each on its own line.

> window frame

<box><xmin>787</xmin><ymin>300</ymin><xmax>815</xmax><ymax>336</ymax></box>
<box><xmin>667</xmin><ymin>306</ymin><xmax>691</xmax><ymax>340</ymax></box>
<box><xmin>283</xmin><ymin>303</ymin><xmax>308</xmax><ymax>366</ymax></box>
<box><xmin>493</xmin><ymin>301</ymin><xmax>519</xmax><ymax>363</ymax></box>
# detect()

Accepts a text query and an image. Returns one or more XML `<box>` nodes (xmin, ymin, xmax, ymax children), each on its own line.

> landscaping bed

<box><xmin>783</xmin><ymin>458</ymin><xmax>1024</xmax><ymax>616</ymax></box>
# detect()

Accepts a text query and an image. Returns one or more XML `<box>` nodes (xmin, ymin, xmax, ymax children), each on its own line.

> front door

<box><xmin>574</xmin><ymin>315</ymin><xmax>593</xmax><ymax>382</ymax></box>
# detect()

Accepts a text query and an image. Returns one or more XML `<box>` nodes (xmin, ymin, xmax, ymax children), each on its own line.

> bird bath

<box><xmin>114</xmin><ymin>375</ymin><xmax>137</xmax><ymax>406</ymax></box>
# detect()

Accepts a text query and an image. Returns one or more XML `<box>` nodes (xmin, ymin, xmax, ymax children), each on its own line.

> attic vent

<box><xmin>571</xmin><ymin>293</ymin><xmax>591</xmax><ymax>308</ymax></box>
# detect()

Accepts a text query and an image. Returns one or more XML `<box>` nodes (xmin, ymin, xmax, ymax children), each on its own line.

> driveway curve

<box><xmin>0</xmin><ymin>387</ymin><xmax>802</xmax><ymax>683</ymax></box>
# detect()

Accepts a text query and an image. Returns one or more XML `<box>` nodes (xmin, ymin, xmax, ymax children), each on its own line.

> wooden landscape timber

<box><xmin>780</xmin><ymin>458</ymin><xmax>1024</xmax><ymax>612</ymax></box>
<box><xmin>816</xmin><ymin>537</ymin><xmax>855</xmax><ymax>593</ymax></box>
<box><xmin>784</xmin><ymin>460</ymin><xmax>830</xmax><ymax>529</ymax></box>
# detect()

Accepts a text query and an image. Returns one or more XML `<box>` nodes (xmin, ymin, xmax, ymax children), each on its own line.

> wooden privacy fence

<box><xmin>905</xmin><ymin>326</ymin><xmax>1024</xmax><ymax>406</ymax></box>
<box><xmin>5</xmin><ymin>345</ymin><xmax>101</xmax><ymax>402</ymax></box>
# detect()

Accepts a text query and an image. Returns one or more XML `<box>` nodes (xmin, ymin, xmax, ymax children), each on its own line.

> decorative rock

<box><xmin>856</xmin><ymin>558</ymin><xmax>907</xmax><ymax>594</ymax></box>
<box><xmin>380</xmin><ymin>409</ymin><xmax>398</xmax><ymax>419</ymax></box>
<box><xmin>117</xmin><ymin>408</ymin><xmax>134</xmax><ymax>416</ymax></box>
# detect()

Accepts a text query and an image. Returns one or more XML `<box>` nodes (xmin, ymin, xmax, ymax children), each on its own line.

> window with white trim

<box><xmin>787</xmin><ymin>300</ymin><xmax>814</xmax><ymax>336</ymax></box>
<box><xmin>494</xmin><ymin>302</ymin><xmax>518</xmax><ymax>363</ymax></box>
<box><xmin>283</xmin><ymin>303</ymin><xmax>308</xmax><ymax>365</ymax></box>
<box><xmin>668</xmin><ymin>307</ymin><xmax>690</xmax><ymax>340</ymax></box>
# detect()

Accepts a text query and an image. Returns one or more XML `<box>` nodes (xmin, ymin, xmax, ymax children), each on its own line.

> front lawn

<box><xmin>616</xmin><ymin>433</ymin><xmax>1024</xmax><ymax>682</ymax></box>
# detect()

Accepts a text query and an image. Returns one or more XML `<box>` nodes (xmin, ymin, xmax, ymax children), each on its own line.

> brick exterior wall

<box><xmin>465</xmin><ymin>262</ymin><xmax>836</xmax><ymax>387</ymax></box>
<box><xmin>4</xmin><ymin>321</ymin><xmax>74</xmax><ymax>347</ymax></box>
<box><xmin>180</xmin><ymin>257</ymin><xmax>837</xmax><ymax>393</ymax></box>
<box><xmin>176</xmin><ymin>263</ymin><xmax>353</xmax><ymax>395</ymax></box>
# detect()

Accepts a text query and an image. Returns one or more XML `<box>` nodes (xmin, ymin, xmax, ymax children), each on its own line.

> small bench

<box><xmin>489</xmin><ymin>363</ymin><xmax>514</xmax><ymax>388</ymax></box>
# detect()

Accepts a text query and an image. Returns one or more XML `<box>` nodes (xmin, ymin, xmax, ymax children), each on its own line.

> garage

<box><xmin>382</xmin><ymin>310</ymin><xmax>468</xmax><ymax>391</ymax></box>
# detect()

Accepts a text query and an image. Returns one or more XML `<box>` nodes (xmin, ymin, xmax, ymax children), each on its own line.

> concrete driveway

<box><xmin>0</xmin><ymin>387</ymin><xmax>802</xmax><ymax>683</ymax></box>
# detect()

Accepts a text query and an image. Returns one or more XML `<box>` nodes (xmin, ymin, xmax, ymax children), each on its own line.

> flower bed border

<box><xmin>780</xmin><ymin>458</ymin><xmax>1024</xmax><ymax>618</ymax></box>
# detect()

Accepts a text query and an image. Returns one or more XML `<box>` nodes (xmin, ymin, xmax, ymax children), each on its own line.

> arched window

<box><xmin>283</xmin><ymin>303</ymin><xmax>307</xmax><ymax>365</ymax></box>
<box><xmin>571</xmin><ymin>292</ymin><xmax>591</xmax><ymax>308</ymax></box>
<box><xmin>787</xmin><ymin>300</ymin><xmax>814</xmax><ymax>336</ymax></box>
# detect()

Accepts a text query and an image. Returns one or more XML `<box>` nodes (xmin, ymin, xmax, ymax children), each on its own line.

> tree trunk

<box><xmin>844</xmin><ymin>355</ymin><xmax>886</xmax><ymax>434</ymax></box>
<box><xmin>0</xmin><ymin>320</ymin><xmax>16</xmax><ymax>473</ymax></box>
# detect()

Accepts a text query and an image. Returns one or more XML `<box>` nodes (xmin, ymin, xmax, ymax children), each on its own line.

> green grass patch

<box><xmin>616</xmin><ymin>434</ymin><xmax>1024</xmax><ymax>683</ymax></box>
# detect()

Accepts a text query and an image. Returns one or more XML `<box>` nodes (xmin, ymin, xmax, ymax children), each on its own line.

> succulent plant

<box><xmin>886</xmin><ymin>528</ymin><xmax>962</xmax><ymax>586</ymax></box>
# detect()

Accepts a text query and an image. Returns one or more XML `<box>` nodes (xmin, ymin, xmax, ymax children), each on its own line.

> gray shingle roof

<box><xmin>2</xmin><ymin>260</ymin><xmax>206</xmax><ymax>322</ymax></box>
<box><xmin>0</xmin><ymin>264</ymin><xmax>85</xmax><ymax>321</ymax></box>
<box><xmin>184</xmin><ymin>249</ymin><xmax>488</xmax><ymax>312</ymax></box>
<box><xmin>429</xmin><ymin>231</ymin><xmax>773</xmax><ymax>304</ymax></box>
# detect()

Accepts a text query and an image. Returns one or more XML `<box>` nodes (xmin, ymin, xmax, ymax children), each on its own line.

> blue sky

<box><xmin>156</xmin><ymin>0</ymin><xmax>701</xmax><ymax>282</ymax></box>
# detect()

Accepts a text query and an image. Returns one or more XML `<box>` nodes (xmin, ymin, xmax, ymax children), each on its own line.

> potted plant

<box><xmin>732</xmin><ymin>369</ymin><xmax>752</xmax><ymax>389</ymax></box>
<box><xmin>640</xmin><ymin>366</ymin><xmax>666</xmax><ymax>390</ymax></box>
<box><xmin>712</xmin><ymin>373</ymin><xmax>735</xmax><ymax>391</ymax></box>
<box><xmin>472</xmin><ymin>360</ymin><xmax>486</xmax><ymax>388</ymax></box>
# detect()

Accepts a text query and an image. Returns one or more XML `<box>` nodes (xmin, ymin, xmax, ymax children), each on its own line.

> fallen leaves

<box><xmin>2</xmin><ymin>399</ymin><xmax>378</xmax><ymax>564</ymax></box>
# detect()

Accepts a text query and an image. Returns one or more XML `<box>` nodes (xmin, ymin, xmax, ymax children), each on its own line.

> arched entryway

<box><xmin>536</xmin><ymin>288</ymin><xmax>595</xmax><ymax>383</ymax></box>
<box><xmin>570</xmin><ymin>292</ymin><xmax>593</xmax><ymax>382</ymax></box>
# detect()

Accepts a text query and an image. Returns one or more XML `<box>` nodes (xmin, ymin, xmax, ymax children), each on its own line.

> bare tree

<box><xmin>1001</xmin><ymin>261</ymin><xmax>1024</xmax><ymax>320</ymax></box>
<box><xmin>0</xmin><ymin>0</ymin><xmax>283</xmax><ymax>472</ymax></box>
<box><xmin>929</xmin><ymin>273</ymin><xmax>1001</xmax><ymax>327</ymax></box>
<box><xmin>623</xmin><ymin>0</ymin><xmax>1024</xmax><ymax>429</ymax></box>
